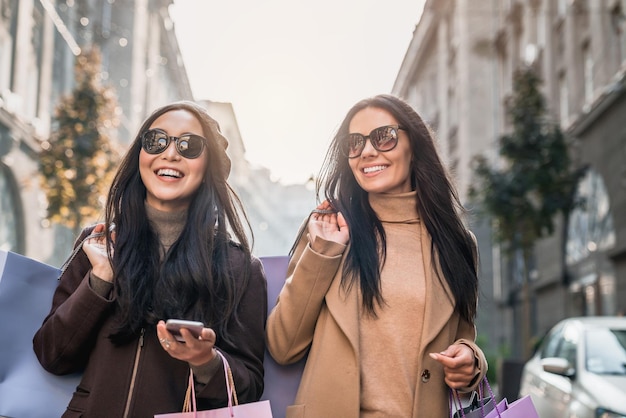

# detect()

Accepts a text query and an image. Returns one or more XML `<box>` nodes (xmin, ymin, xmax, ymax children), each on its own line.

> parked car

<box><xmin>519</xmin><ymin>316</ymin><xmax>626</xmax><ymax>418</ymax></box>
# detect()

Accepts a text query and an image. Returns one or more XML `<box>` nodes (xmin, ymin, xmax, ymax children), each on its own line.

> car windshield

<box><xmin>585</xmin><ymin>329</ymin><xmax>626</xmax><ymax>375</ymax></box>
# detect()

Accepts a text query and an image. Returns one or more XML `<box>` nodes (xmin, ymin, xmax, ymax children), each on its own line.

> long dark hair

<box><xmin>304</xmin><ymin>94</ymin><xmax>478</xmax><ymax>323</ymax></box>
<box><xmin>103</xmin><ymin>101</ymin><xmax>252</xmax><ymax>344</ymax></box>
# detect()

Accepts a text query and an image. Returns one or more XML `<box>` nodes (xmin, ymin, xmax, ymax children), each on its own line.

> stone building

<box><xmin>0</xmin><ymin>0</ymin><xmax>194</xmax><ymax>266</ymax></box>
<box><xmin>392</xmin><ymin>0</ymin><xmax>626</xmax><ymax>359</ymax></box>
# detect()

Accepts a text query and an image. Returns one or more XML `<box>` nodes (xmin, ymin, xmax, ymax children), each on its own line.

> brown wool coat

<box><xmin>33</xmin><ymin>227</ymin><xmax>267</xmax><ymax>418</ymax></box>
<box><xmin>266</xmin><ymin>219</ymin><xmax>487</xmax><ymax>418</ymax></box>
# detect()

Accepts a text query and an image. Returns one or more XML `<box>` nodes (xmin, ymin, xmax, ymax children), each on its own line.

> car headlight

<box><xmin>596</xmin><ymin>408</ymin><xmax>626</xmax><ymax>418</ymax></box>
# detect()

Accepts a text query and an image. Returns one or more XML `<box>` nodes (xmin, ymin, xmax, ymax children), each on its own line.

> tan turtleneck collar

<box><xmin>361</xmin><ymin>190</ymin><xmax>425</xmax><ymax>417</ymax></box>
<box><xmin>145</xmin><ymin>203</ymin><xmax>188</xmax><ymax>255</ymax></box>
<box><xmin>368</xmin><ymin>191</ymin><xmax>420</xmax><ymax>224</ymax></box>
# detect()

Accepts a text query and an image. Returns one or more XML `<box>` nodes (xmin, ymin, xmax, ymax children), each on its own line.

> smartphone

<box><xmin>165</xmin><ymin>319</ymin><xmax>204</xmax><ymax>342</ymax></box>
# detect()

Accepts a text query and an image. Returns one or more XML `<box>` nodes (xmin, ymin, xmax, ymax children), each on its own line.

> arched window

<box><xmin>566</xmin><ymin>168</ymin><xmax>617</xmax><ymax>316</ymax></box>
<box><xmin>566</xmin><ymin>168</ymin><xmax>616</xmax><ymax>265</ymax></box>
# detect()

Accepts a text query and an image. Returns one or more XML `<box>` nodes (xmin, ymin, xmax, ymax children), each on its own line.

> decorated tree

<box><xmin>469</xmin><ymin>66</ymin><xmax>581</xmax><ymax>358</ymax></box>
<box><xmin>40</xmin><ymin>46</ymin><xmax>120</xmax><ymax>235</ymax></box>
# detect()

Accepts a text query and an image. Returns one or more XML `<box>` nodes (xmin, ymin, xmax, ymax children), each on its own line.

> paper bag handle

<box><xmin>450</xmin><ymin>376</ymin><xmax>502</xmax><ymax>418</ymax></box>
<box><xmin>183</xmin><ymin>349</ymin><xmax>238</xmax><ymax>416</ymax></box>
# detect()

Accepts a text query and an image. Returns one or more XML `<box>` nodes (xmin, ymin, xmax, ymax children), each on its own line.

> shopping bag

<box><xmin>483</xmin><ymin>395</ymin><xmax>538</xmax><ymax>418</ymax></box>
<box><xmin>155</xmin><ymin>350</ymin><xmax>273</xmax><ymax>418</ymax></box>
<box><xmin>259</xmin><ymin>256</ymin><xmax>306</xmax><ymax>418</ymax></box>
<box><xmin>451</xmin><ymin>391</ymin><xmax>501</xmax><ymax>418</ymax></box>
<box><xmin>450</xmin><ymin>373</ymin><xmax>538</xmax><ymax>418</ymax></box>
<box><xmin>0</xmin><ymin>250</ymin><xmax>81</xmax><ymax>418</ymax></box>
<box><xmin>189</xmin><ymin>400</ymin><xmax>273</xmax><ymax>418</ymax></box>
<box><xmin>451</xmin><ymin>376</ymin><xmax>505</xmax><ymax>418</ymax></box>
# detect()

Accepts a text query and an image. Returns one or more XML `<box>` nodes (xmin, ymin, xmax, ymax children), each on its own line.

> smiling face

<box><xmin>347</xmin><ymin>106</ymin><xmax>413</xmax><ymax>194</ymax></box>
<box><xmin>139</xmin><ymin>109</ymin><xmax>208</xmax><ymax>212</ymax></box>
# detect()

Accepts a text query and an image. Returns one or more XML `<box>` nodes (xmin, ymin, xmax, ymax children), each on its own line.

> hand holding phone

<box><xmin>165</xmin><ymin>319</ymin><xmax>204</xmax><ymax>342</ymax></box>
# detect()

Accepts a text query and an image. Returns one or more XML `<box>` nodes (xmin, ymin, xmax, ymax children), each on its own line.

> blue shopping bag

<box><xmin>0</xmin><ymin>250</ymin><xmax>80</xmax><ymax>418</ymax></box>
<box><xmin>0</xmin><ymin>251</ymin><xmax>298</xmax><ymax>418</ymax></box>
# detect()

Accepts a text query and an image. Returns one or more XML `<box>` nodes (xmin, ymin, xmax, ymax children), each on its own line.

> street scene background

<box><xmin>0</xmin><ymin>0</ymin><xmax>625</xmax><ymax>414</ymax></box>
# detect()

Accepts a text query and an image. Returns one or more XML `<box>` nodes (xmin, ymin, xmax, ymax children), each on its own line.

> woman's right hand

<box><xmin>308</xmin><ymin>201</ymin><xmax>349</xmax><ymax>246</ymax></box>
<box><xmin>82</xmin><ymin>223</ymin><xmax>115</xmax><ymax>282</ymax></box>
<box><xmin>156</xmin><ymin>321</ymin><xmax>218</xmax><ymax>366</ymax></box>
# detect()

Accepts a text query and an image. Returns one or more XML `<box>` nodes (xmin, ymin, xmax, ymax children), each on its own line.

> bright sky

<box><xmin>170</xmin><ymin>1</ymin><xmax>425</xmax><ymax>185</ymax></box>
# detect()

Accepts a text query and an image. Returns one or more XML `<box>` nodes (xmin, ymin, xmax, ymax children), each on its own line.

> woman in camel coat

<box><xmin>266</xmin><ymin>94</ymin><xmax>487</xmax><ymax>418</ymax></box>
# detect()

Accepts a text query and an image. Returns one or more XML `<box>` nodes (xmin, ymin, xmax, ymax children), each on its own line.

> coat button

<box><xmin>421</xmin><ymin>369</ymin><xmax>431</xmax><ymax>382</ymax></box>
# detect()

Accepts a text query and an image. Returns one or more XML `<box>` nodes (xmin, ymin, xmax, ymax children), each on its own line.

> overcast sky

<box><xmin>170</xmin><ymin>0</ymin><xmax>425</xmax><ymax>184</ymax></box>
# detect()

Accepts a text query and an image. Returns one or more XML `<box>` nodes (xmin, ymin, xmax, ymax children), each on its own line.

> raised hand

<box><xmin>308</xmin><ymin>200</ymin><xmax>349</xmax><ymax>246</ymax></box>
<box><xmin>82</xmin><ymin>223</ymin><xmax>115</xmax><ymax>282</ymax></box>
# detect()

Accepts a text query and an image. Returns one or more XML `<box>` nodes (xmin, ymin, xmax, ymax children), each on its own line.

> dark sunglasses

<box><xmin>342</xmin><ymin>125</ymin><xmax>405</xmax><ymax>158</ymax></box>
<box><xmin>141</xmin><ymin>128</ymin><xmax>206</xmax><ymax>159</ymax></box>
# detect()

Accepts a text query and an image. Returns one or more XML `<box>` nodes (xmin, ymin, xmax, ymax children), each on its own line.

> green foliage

<box><xmin>476</xmin><ymin>334</ymin><xmax>506</xmax><ymax>384</ymax></box>
<box><xmin>39</xmin><ymin>47</ymin><xmax>120</xmax><ymax>234</ymax></box>
<box><xmin>469</xmin><ymin>66</ymin><xmax>580</xmax><ymax>255</ymax></box>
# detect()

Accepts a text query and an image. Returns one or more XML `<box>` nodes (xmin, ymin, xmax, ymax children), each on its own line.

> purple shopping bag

<box><xmin>451</xmin><ymin>376</ymin><xmax>508</xmax><ymax>418</ymax></box>
<box><xmin>484</xmin><ymin>395</ymin><xmax>539</xmax><ymax>418</ymax></box>
<box><xmin>259</xmin><ymin>256</ymin><xmax>306</xmax><ymax>418</ymax></box>
<box><xmin>0</xmin><ymin>250</ymin><xmax>81</xmax><ymax>418</ymax></box>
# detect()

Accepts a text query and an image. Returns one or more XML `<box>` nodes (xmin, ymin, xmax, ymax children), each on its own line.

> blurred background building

<box><xmin>199</xmin><ymin>100</ymin><xmax>314</xmax><ymax>257</ymax></box>
<box><xmin>0</xmin><ymin>0</ymin><xmax>312</xmax><ymax>266</ymax></box>
<box><xmin>392</xmin><ymin>0</ymin><xmax>625</xmax><ymax>393</ymax></box>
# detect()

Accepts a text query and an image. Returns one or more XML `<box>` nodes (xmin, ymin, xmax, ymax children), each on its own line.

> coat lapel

<box><xmin>323</xmin><ymin>220</ymin><xmax>457</xmax><ymax>357</ymax></box>
<box><xmin>420</xmin><ymin>221</ymin><xmax>456</xmax><ymax>347</ymax></box>
<box><xmin>325</xmin><ymin>255</ymin><xmax>360</xmax><ymax>356</ymax></box>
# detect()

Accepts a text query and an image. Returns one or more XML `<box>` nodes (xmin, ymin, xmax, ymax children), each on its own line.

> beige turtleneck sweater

<box><xmin>360</xmin><ymin>191</ymin><xmax>425</xmax><ymax>418</ymax></box>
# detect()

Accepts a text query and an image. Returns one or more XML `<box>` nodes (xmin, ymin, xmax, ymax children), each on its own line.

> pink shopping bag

<box><xmin>155</xmin><ymin>350</ymin><xmax>273</xmax><ymax>418</ymax></box>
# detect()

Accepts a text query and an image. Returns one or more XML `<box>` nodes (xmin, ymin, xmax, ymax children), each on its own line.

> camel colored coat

<box><xmin>266</xmin><ymin>206</ymin><xmax>487</xmax><ymax>418</ymax></box>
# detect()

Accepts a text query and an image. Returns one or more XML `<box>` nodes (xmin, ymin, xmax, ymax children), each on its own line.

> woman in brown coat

<box><xmin>266</xmin><ymin>94</ymin><xmax>487</xmax><ymax>418</ymax></box>
<box><xmin>34</xmin><ymin>101</ymin><xmax>267</xmax><ymax>417</ymax></box>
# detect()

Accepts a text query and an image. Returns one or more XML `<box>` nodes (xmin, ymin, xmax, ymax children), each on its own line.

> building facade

<box><xmin>393</xmin><ymin>0</ymin><xmax>626</xmax><ymax>359</ymax></box>
<box><xmin>1</xmin><ymin>0</ymin><xmax>190</xmax><ymax>265</ymax></box>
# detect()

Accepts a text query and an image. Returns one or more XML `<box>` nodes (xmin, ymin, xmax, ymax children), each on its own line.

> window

<box><xmin>558</xmin><ymin>0</ymin><xmax>568</xmax><ymax>17</ymax></box>
<box><xmin>611</xmin><ymin>2</ymin><xmax>626</xmax><ymax>66</ymax></box>
<box><xmin>541</xmin><ymin>324</ymin><xmax>565</xmax><ymax>358</ymax></box>
<box><xmin>537</xmin><ymin>5</ymin><xmax>546</xmax><ymax>47</ymax></box>
<box><xmin>585</xmin><ymin>329</ymin><xmax>626</xmax><ymax>375</ymax></box>
<box><xmin>0</xmin><ymin>164</ymin><xmax>19</xmax><ymax>252</ymax></box>
<box><xmin>566</xmin><ymin>169</ymin><xmax>616</xmax><ymax>266</ymax></box>
<box><xmin>557</xmin><ymin>324</ymin><xmax>579</xmax><ymax>367</ymax></box>
<box><xmin>582</xmin><ymin>42</ymin><xmax>594</xmax><ymax>103</ymax></box>
<box><xmin>24</xmin><ymin>1</ymin><xmax>45</xmax><ymax>119</ymax></box>
<box><xmin>0</xmin><ymin>0</ymin><xmax>17</xmax><ymax>95</ymax></box>
<box><xmin>559</xmin><ymin>72</ymin><xmax>569</xmax><ymax>126</ymax></box>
